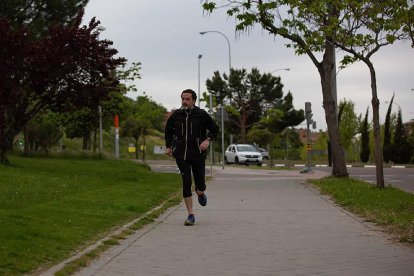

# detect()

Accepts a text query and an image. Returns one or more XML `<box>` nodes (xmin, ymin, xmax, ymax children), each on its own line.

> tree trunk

<box><xmin>24</xmin><ymin>126</ymin><xmax>30</xmax><ymax>156</ymax></box>
<box><xmin>135</xmin><ymin>137</ymin><xmax>139</xmax><ymax>159</ymax></box>
<box><xmin>0</xmin><ymin>150</ymin><xmax>9</xmax><ymax>166</ymax></box>
<box><xmin>142</xmin><ymin>134</ymin><xmax>146</xmax><ymax>162</ymax></box>
<box><xmin>319</xmin><ymin>43</ymin><xmax>348</xmax><ymax>177</ymax></box>
<box><xmin>239</xmin><ymin>111</ymin><xmax>248</xmax><ymax>143</ymax></box>
<box><xmin>0</xmin><ymin>131</ymin><xmax>14</xmax><ymax>165</ymax></box>
<box><xmin>366</xmin><ymin>62</ymin><xmax>385</xmax><ymax>188</ymax></box>
<box><xmin>93</xmin><ymin>130</ymin><xmax>97</xmax><ymax>152</ymax></box>
<box><xmin>82</xmin><ymin>132</ymin><xmax>89</xmax><ymax>150</ymax></box>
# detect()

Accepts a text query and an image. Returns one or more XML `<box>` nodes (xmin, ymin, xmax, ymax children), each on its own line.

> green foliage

<box><xmin>245</xmin><ymin>127</ymin><xmax>273</xmax><ymax>146</ymax></box>
<box><xmin>391</xmin><ymin>110</ymin><xmax>413</xmax><ymax>163</ymax></box>
<box><xmin>64</xmin><ymin>108</ymin><xmax>96</xmax><ymax>147</ymax></box>
<box><xmin>26</xmin><ymin>111</ymin><xmax>63</xmax><ymax>153</ymax></box>
<box><xmin>0</xmin><ymin>0</ymin><xmax>89</xmax><ymax>37</ymax></box>
<box><xmin>338</xmin><ymin>99</ymin><xmax>359</xmax><ymax>160</ymax></box>
<box><xmin>120</xmin><ymin>117</ymin><xmax>143</xmax><ymax>141</ymax></box>
<box><xmin>360</xmin><ymin>107</ymin><xmax>370</xmax><ymax>163</ymax></box>
<box><xmin>0</xmin><ymin>156</ymin><xmax>181</xmax><ymax>274</ymax></box>
<box><xmin>117</xmin><ymin>62</ymin><xmax>142</xmax><ymax>94</ymax></box>
<box><xmin>201</xmin><ymin>0</ymin><xmax>349</xmax><ymax>176</ymax></box>
<box><xmin>310</xmin><ymin>177</ymin><xmax>414</xmax><ymax>243</ymax></box>
<box><xmin>305</xmin><ymin>130</ymin><xmax>328</xmax><ymax>162</ymax></box>
<box><xmin>206</xmin><ymin>67</ymin><xmax>304</xmax><ymax>142</ymax></box>
<box><xmin>134</xmin><ymin>95</ymin><xmax>167</xmax><ymax>132</ymax></box>
<box><xmin>0</xmin><ymin>13</ymin><xmax>125</xmax><ymax>164</ymax></box>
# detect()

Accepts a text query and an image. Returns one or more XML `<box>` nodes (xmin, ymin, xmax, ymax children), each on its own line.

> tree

<box><xmin>332</xmin><ymin>0</ymin><xmax>413</xmax><ymax>187</ymax></box>
<box><xmin>64</xmin><ymin>108</ymin><xmax>96</xmax><ymax>150</ymax></box>
<box><xmin>26</xmin><ymin>111</ymin><xmax>63</xmax><ymax>153</ymax></box>
<box><xmin>246</xmin><ymin>127</ymin><xmax>273</xmax><ymax>147</ymax></box>
<box><xmin>391</xmin><ymin>109</ymin><xmax>413</xmax><ymax>164</ymax></box>
<box><xmin>360</xmin><ymin>108</ymin><xmax>370</xmax><ymax>163</ymax></box>
<box><xmin>119</xmin><ymin>95</ymin><xmax>167</xmax><ymax>161</ymax></box>
<box><xmin>206</xmin><ymin>67</ymin><xmax>303</xmax><ymax>142</ymax></box>
<box><xmin>383</xmin><ymin>94</ymin><xmax>395</xmax><ymax>163</ymax></box>
<box><xmin>61</xmin><ymin>62</ymin><xmax>142</xmax><ymax>151</ymax></box>
<box><xmin>338</xmin><ymin>99</ymin><xmax>359</xmax><ymax>160</ymax></box>
<box><xmin>133</xmin><ymin>95</ymin><xmax>167</xmax><ymax>132</ymax></box>
<box><xmin>203</xmin><ymin>0</ymin><xmax>348</xmax><ymax>177</ymax></box>
<box><xmin>120</xmin><ymin>116</ymin><xmax>143</xmax><ymax>159</ymax></box>
<box><xmin>0</xmin><ymin>0</ymin><xmax>89</xmax><ymax>36</ymax></box>
<box><xmin>0</xmin><ymin>14</ymin><xmax>125</xmax><ymax>165</ymax></box>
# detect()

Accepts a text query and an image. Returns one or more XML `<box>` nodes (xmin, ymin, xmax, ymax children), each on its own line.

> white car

<box><xmin>258</xmin><ymin>148</ymin><xmax>269</xmax><ymax>160</ymax></box>
<box><xmin>225</xmin><ymin>144</ymin><xmax>263</xmax><ymax>165</ymax></box>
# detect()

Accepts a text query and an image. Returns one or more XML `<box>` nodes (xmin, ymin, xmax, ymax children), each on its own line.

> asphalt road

<box><xmin>144</xmin><ymin>160</ymin><xmax>414</xmax><ymax>194</ymax></box>
<box><xmin>314</xmin><ymin>166</ymin><xmax>414</xmax><ymax>194</ymax></box>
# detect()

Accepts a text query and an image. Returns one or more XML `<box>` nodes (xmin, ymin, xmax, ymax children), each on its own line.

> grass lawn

<box><xmin>0</xmin><ymin>155</ymin><xmax>181</xmax><ymax>275</ymax></box>
<box><xmin>309</xmin><ymin>177</ymin><xmax>414</xmax><ymax>244</ymax></box>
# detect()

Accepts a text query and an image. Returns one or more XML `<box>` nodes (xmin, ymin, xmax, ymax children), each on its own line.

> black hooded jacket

<box><xmin>165</xmin><ymin>106</ymin><xmax>219</xmax><ymax>160</ymax></box>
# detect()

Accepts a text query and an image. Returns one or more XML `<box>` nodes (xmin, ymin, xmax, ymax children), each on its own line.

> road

<box><xmin>316</xmin><ymin>166</ymin><xmax>414</xmax><ymax>193</ymax></box>
<box><xmin>145</xmin><ymin>160</ymin><xmax>414</xmax><ymax>194</ymax></box>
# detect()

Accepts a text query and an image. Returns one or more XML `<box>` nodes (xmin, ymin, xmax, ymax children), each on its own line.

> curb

<box><xmin>270</xmin><ymin>164</ymin><xmax>410</xmax><ymax>169</ymax></box>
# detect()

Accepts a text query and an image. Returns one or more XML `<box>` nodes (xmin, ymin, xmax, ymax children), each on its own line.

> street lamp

<box><xmin>270</xmin><ymin>68</ymin><xmax>290</xmax><ymax>74</ymax></box>
<box><xmin>199</xmin><ymin>31</ymin><xmax>231</xmax><ymax>74</ymax></box>
<box><xmin>385</xmin><ymin>101</ymin><xmax>402</xmax><ymax>111</ymax></box>
<box><xmin>200</xmin><ymin>30</ymin><xmax>232</xmax><ymax>169</ymax></box>
<box><xmin>198</xmin><ymin>54</ymin><xmax>202</xmax><ymax>107</ymax></box>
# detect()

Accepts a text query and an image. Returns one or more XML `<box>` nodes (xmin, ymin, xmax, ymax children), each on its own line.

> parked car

<box><xmin>225</xmin><ymin>144</ymin><xmax>263</xmax><ymax>165</ymax></box>
<box><xmin>258</xmin><ymin>148</ymin><xmax>269</xmax><ymax>160</ymax></box>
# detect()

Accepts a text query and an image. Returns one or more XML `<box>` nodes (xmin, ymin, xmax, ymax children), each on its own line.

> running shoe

<box><xmin>184</xmin><ymin>214</ymin><xmax>195</xmax><ymax>226</ymax></box>
<box><xmin>198</xmin><ymin>193</ymin><xmax>207</xmax><ymax>206</ymax></box>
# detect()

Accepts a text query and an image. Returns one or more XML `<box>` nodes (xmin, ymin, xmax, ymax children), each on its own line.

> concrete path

<box><xmin>77</xmin><ymin>167</ymin><xmax>414</xmax><ymax>276</ymax></box>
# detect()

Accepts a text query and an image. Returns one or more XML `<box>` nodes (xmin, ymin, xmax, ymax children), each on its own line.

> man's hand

<box><xmin>165</xmin><ymin>147</ymin><xmax>173</xmax><ymax>157</ymax></box>
<box><xmin>199</xmin><ymin>139</ymin><xmax>210</xmax><ymax>151</ymax></box>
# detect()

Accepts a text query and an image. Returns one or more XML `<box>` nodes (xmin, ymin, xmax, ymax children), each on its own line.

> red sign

<box><xmin>114</xmin><ymin>115</ymin><xmax>119</xmax><ymax>128</ymax></box>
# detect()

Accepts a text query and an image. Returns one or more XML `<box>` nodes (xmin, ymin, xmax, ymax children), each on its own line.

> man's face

<box><xmin>181</xmin><ymin>92</ymin><xmax>196</xmax><ymax>109</ymax></box>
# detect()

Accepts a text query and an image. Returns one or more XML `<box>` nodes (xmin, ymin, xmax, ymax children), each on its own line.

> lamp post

<box><xmin>198</xmin><ymin>54</ymin><xmax>202</xmax><ymax>107</ymax></box>
<box><xmin>200</xmin><ymin>30</ymin><xmax>232</xmax><ymax>169</ymax></box>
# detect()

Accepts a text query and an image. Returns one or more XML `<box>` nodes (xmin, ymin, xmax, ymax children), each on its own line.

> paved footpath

<box><xmin>76</xmin><ymin>167</ymin><xmax>414</xmax><ymax>276</ymax></box>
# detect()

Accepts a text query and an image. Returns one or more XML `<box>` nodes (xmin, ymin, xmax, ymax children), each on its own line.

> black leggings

<box><xmin>176</xmin><ymin>157</ymin><xmax>206</xmax><ymax>198</ymax></box>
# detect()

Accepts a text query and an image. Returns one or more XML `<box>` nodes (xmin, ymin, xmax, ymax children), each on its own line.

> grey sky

<box><xmin>84</xmin><ymin>0</ymin><xmax>414</xmax><ymax>130</ymax></box>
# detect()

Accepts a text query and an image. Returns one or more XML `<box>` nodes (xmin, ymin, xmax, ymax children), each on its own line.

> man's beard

<box><xmin>181</xmin><ymin>104</ymin><xmax>194</xmax><ymax>110</ymax></box>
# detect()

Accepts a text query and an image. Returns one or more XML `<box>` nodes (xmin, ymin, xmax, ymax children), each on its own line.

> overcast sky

<box><xmin>83</xmin><ymin>0</ymin><xmax>414</xmax><ymax>130</ymax></box>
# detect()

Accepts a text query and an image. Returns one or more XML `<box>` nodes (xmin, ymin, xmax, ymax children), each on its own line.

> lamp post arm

<box><xmin>200</xmin><ymin>30</ymin><xmax>231</xmax><ymax>74</ymax></box>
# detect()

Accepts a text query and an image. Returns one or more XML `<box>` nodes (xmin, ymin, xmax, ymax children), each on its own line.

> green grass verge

<box><xmin>309</xmin><ymin>177</ymin><xmax>414</xmax><ymax>244</ymax></box>
<box><xmin>0</xmin><ymin>156</ymin><xmax>181</xmax><ymax>275</ymax></box>
<box><xmin>54</xmin><ymin>195</ymin><xmax>181</xmax><ymax>276</ymax></box>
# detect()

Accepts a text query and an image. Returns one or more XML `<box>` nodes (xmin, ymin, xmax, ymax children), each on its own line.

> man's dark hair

<box><xmin>181</xmin><ymin>89</ymin><xmax>197</xmax><ymax>100</ymax></box>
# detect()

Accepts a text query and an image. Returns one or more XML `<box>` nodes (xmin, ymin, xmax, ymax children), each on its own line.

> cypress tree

<box><xmin>383</xmin><ymin>95</ymin><xmax>394</xmax><ymax>163</ymax></box>
<box><xmin>391</xmin><ymin>110</ymin><xmax>413</xmax><ymax>163</ymax></box>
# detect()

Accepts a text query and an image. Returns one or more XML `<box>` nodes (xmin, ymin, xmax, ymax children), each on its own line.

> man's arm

<box><xmin>204</xmin><ymin>110</ymin><xmax>219</xmax><ymax>141</ymax></box>
<box><xmin>164</xmin><ymin>112</ymin><xmax>175</xmax><ymax>157</ymax></box>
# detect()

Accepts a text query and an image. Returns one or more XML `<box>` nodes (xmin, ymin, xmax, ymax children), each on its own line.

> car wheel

<box><xmin>224</xmin><ymin>157</ymin><xmax>228</xmax><ymax>164</ymax></box>
<box><xmin>257</xmin><ymin>162</ymin><xmax>262</xmax><ymax>166</ymax></box>
<box><xmin>263</xmin><ymin>156</ymin><xmax>269</xmax><ymax>160</ymax></box>
<box><xmin>235</xmin><ymin>157</ymin><xmax>239</xmax><ymax>165</ymax></box>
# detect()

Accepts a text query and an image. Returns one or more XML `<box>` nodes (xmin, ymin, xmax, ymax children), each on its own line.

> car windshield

<box><xmin>236</xmin><ymin>145</ymin><xmax>258</xmax><ymax>152</ymax></box>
